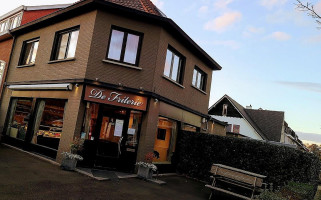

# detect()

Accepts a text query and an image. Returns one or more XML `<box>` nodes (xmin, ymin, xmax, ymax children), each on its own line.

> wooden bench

<box><xmin>205</xmin><ymin>164</ymin><xmax>266</xmax><ymax>200</ymax></box>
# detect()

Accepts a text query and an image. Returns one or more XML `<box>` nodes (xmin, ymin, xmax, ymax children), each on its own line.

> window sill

<box><xmin>162</xmin><ymin>75</ymin><xmax>185</xmax><ymax>89</ymax></box>
<box><xmin>102</xmin><ymin>59</ymin><xmax>142</xmax><ymax>70</ymax></box>
<box><xmin>48</xmin><ymin>58</ymin><xmax>75</xmax><ymax>64</ymax></box>
<box><xmin>16</xmin><ymin>64</ymin><xmax>35</xmax><ymax>68</ymax></box>
<box><xmin>191</xmin><ymin>85</ymin><xmax>207</xmax><ymax>95</ymax></box>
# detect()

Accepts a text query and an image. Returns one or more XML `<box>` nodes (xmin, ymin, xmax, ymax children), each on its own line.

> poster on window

<box><xmin>114</xmin><ymin>119</ymin><xmax>124</xmax><ymax>137</ymax></box>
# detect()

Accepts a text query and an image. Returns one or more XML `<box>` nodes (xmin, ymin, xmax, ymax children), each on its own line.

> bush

<box><xmin>256</xmin><ymin>191</ymin><xmax>286</xmax><ymax>200</ymax></box>
<box><xmin>175</xmin><ymin>131</ymin><xmax>320</xmax><ymax>194</ymax></box>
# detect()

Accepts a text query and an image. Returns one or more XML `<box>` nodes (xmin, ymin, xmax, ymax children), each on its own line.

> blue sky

<box><xmin>151</xmin><ymin>0</ymin><xmax>321</xmax><ymax>140</ymax></box>
<box><xmin>1</xmin><ymin>0</ymin><xmax>320</xmax><ymax>142</ymax></box>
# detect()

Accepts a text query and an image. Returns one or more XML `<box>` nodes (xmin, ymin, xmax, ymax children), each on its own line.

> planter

<box><xmin>137</xmin><ymin>165</ymin><xmax>153</xmax><ymax>179</ymax></box>
<box><xmin>61</xmin><ymin>157</ymin><xmax>78</xmax><ymax>171</ymax></box>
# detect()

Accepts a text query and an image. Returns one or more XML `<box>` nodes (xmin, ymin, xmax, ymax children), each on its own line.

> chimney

<box><xmin>246</xmin><ymin>104</ymin><xmax>252</xmax><ymax>109</ymax></box>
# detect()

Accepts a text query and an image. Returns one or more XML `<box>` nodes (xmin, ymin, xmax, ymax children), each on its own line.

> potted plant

<box><xmin>61</xmin><ymin>137</ymin><xmax>84</xmax><ymax>171</ymax></box>
<box><xmin>136</xmin><ymin>152</ymin><xmax>158</xmax><ymax>180</ymax></box>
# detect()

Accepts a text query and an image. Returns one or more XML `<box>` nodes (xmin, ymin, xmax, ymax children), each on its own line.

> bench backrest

<box><xmin>210</xmin><ymin>165</ymin><xmax>264</xmax><ymax>187</ymax></box>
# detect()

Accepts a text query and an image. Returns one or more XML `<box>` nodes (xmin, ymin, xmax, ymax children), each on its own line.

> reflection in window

<box><xmin>81</xmin><ymin>102</ymin><xmax>99</xmax><ymax>140</ymax></box>
<box><xmin>53</xmin><ymin>28</ymin><xmax>79</xmax><ymax>60</ymax></box>
<box><xmin>6</xmin><ymin>99</ymin><xmax>32</xmax><ymax>140</ymax></box>
<box><xmin>32</xmin><ymin>99</ymin><xmax>66</xmax><ymax>150</ymax></box>
<box><xmin>192</xmin><ymin>67</ymin><xmax>207</xmax><ymax>91</ymax></box>
<box><xmin>163</xmin><ymin>48</ymin><xmax>184</xmax><ymax>84</ymax></box>
<box><xmin>153</xmin><ymin>117</ymin><xmax>177</xmax><ymax>163</ymax></box>
<box><xmin>126</xmin><ymin>111</ymin><xmax>142</xmax><ymax>148</ymax></box>
<box><xmin>107</xmin><ymin>27</ymin><xmax>142</xmax><ymax>65</ymax></box>
<box><xmin>20</xmin><ymin>39</ymin><xmax>39</xmax><ymax>65</ymax></box>
<box><xmin>0</xmin><ymin>61</ymin><xmax>5</xmax><ymax>85</ymax></box>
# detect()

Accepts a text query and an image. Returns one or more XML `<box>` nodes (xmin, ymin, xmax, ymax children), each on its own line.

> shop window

<box><xmin>126</xmin><ymin>110</ymin><xmax>142</xmax><ymax>148</ymax></box>
<box><xmin>0</xmin><ymin>61</ymin><xmax>5</xmax><ymax>85</ymax></box>
<box><xmin>31</xmin><ymin>99</ymin><xmax>66</xmax><ymax>150</ymax></box>
<box><xmin>5</xmin><ymin>99</ymin><xmax>32</xmax><ymax>140</ymax></box>
<box><xmin>51</xmin><ymin>27</ymin><xmax>79</xmax><ymax>60</ymax></box>
<box><xmin>153</xmin><ymin>117</ymin><xmax>178</xmax><ymax>164</ymax></box>
<box><xmin>163</xmin><ymin>47</ymin><xmax>185</xmax><ymax>84</ymax></box>
<box><xmin>106</xmin><ymin>26</ymin><xmax>143</xmax><ymax>66</ymax></box>
<box><xmin>81</xmin><ymin>102</ymin><xmax>99</xmax><ymax>140</ymax></box>
<box><xmin>181</xmin><ymin>123</ymin><xmax>198</xmax><ymax>132</ymax></box>
<box><xmin>192</xmin><ymin>67</ymin><xmax>207</xmax><ymax>91</ymax></box>
<box><xmin>19</xmin><ymin>38</ymin><xmax>39</xmax><ymax>66</ymax></box>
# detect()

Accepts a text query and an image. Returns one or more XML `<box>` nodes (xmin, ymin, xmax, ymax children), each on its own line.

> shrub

<box><xmin>175</xmin><ymin>131</ymin><xmax>320</xmax><ymax>194</ymax></box>
<box><xmin>256</xmin><ymin>191</ymin><xmax>286</xmax><ymax>200</ymax></box>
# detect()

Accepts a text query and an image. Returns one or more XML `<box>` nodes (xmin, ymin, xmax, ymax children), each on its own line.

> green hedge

<box><xmin>176</xmin><ymin>131</ymin><xmax>320</xmax><ymax>191</ymax></box>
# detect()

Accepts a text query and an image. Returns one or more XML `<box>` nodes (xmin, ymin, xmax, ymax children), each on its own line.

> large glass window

<box><xmin>126</xmin><ymin>110</ymin><xmax>142</xmax><ymax>148</ymax></box>
<box><xmin>31</xmin><ymin>99</ymin><xmax>66</xmax><ymax>150</ymax></box>
<box><xmin>0</xmin><ymin>61</ymin><xmax>5</xmax><ymax>85</ymax></box>
<box><xmin>52</xmin><ymin>27</ymin><xmax>79</xmax><ymax>60</ymax></box>
<box><xmin>192</xmin><ymin>67</ymin><xmax>207</xmax><ymax>91</ymax></box>
<box><xmin>19</xmin><ymin>38</ymin><xmax>39</xmax><ymax>66</ymax></box>
<box><xmin>106</xmin><ymin>27</ymin><xmax>142</xmax><ymax>66</ymax></box>
<box><xmin>6</xmin><ymin>99</ymin><xmax>33</xmax><ymax>140</ymax></box>
<box><xmin>153</xmin><ymin>117</ymin><xmax>178</xmax><ymax>163</ymax></box>
<box><xmin>81</xmin><ymin>102</ymin><xmax>99</xmax><ymax>140</ymax></box>
<box><xmin>163</xmin><ymin>48</ymin><xmax>185</xmax><ymax>84</ymax></box>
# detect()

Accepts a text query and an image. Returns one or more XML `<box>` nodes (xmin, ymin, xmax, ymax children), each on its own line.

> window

<box><xmin>222</xmin><ymin>104</ymin><xmax>228</xmax><ymax>116</ymax></box>
<box><xmin>0</xmin><ymin>21</ymin><xmax>8</xmax><ymax>33</ymax></box>
<box><xmin>163</xmin><ymin>47</ymin><xmax>185</xmax><ymax>84</ymax></box>
<box><xmin>226</xmin><ymin>124</ymin><xmax>232</xmax><ymax>132</ymax></box>
<box><xmin>9</xmin><ymin>15</ymin><xmax>22</xmax><ymax>29</ymax></box>
<box><xmin>181</xmin><ymin>123</ymin><xmax>198</xmax><ymax>132</ymax></box>
<box><xmin>19</xmin><ymin>38</ymin><xmax>39</xmax><ymax>66</ymax></box>
<box><xmin>0</xmin><ymin>61</ymin><xmax>5</xmax><ymax>85</ymax></box>
<box><xmin>52</xmin><ymin>27</ymin><xmax>79</xmax><ymax>60</ymax></box>
<box><xmin>106</xmin><ymin>27</ymin><xmax>143</xmax><ymax>66</ymax></box>
<box><xmin>192</xmin><ymin>67</ymin><xmax>207</xmax><ymax>91</ymax></box>
<box><xmin>233</xmin><ymin>125</ymin><xmax>240</xmax><ymax>134</ymax></box>
<box><xmin>0</xmin><ymin>14</ymin><xmax>22</xmax><ymax>33</ymax></box>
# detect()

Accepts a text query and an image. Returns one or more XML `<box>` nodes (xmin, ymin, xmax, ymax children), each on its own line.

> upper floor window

<box><xmin>51</xmin><ymin>27</ymin><xmax>79</xmax><ymax>60</ymax></box>
<box><xmin>0</xmin><ymin>14</ymin><xmax>22</xmax><ymax>33</ymax></box>
<box><xmin>222</xmin><ymin>104</ymin><xmax>228</xmax><ymax>116</ymax></box>
<box><xmin>106</xmin><ymin>26</ymin><xmax>143</xmax><ymax>66</ymax></box>
<box><xmin>19</xmin><ymin>38</ymin><xmax>39</xmax><ymax>66</ymax></box>
<box><xmin>192</xmin><ymin>67</ymin><xmax>207</xmax><ymax>91</ymax></box>
<box><xmin>0</xmin><ymin>61</ymin><xmax>5</xmax><ymax>84</ymax></box>
<box><xmin>163</xmin><ymin>47</ymin><xmax>185</xmax><ymax>84</ymax></box>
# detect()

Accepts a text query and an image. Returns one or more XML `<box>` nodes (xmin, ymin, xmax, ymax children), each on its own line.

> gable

<box><xmin>209</xmin><ymin>98</ymin><xmax>242</xmax><ymax>118</ymax></box>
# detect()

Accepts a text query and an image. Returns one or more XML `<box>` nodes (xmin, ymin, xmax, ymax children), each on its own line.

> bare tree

<box><xmin>296</xmin><ymin>0</ymin><xmax>321</xmax><ymax>28</ymax></box>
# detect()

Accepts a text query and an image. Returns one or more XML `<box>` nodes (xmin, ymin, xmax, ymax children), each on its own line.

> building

<box><xmin>0</xmin><ymin>0</ymin><xmax>222</xmax><ymax>172</ymax></box>
<box><xmin>0</xmin><ymin>4</ymin><xmax>71</xmax><ymax>100</ymax></box>
<box><xmin>209</xmin><ymin>95</ymin><xmax>306</xmax><ymax>150</ymax></box>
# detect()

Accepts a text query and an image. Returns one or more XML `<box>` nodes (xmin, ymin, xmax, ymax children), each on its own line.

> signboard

<box><xmin>84</xmin><ymin>85</ymin><xmax>148</xmax><ymax>111</ymax></box>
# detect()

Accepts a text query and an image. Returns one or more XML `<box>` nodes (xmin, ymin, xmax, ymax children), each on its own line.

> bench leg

<box><xmin>209</xmin><ymin>178</ymin><xmax>217</xmax><ymax>200</ymax></box>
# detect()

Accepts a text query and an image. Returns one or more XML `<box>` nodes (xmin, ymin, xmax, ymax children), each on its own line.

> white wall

<box><xmin>212</xmin><ymin>115</ymin><xmax>263</xmax><ymax>140</ymax></box>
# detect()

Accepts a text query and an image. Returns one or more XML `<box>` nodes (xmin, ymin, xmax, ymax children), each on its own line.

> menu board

<box><xmin>114</xmin><ymin>119</ymin><xmax>124</xmax><ymax>137</ymax></box>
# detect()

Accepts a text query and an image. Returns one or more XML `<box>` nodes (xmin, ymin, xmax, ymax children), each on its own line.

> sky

<box><xmin>0</xmin><ymin>0</ymin><xmax>320</xmax><ymax>143</ymax></box>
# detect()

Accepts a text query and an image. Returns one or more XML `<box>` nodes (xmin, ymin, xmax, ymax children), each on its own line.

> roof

<box><xmin>10</xmin><ymin>0</ymin><xmax>221</xmax><ymax>70</ymax></box>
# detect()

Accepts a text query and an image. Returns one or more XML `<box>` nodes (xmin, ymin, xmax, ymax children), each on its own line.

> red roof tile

<box><xmin>105</xmin><ymin>0</ymin><xmax>163</xmax><ymax>16</ymax></box>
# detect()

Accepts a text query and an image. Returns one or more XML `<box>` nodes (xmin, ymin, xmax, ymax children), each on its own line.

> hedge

<box><xmin>175</xmin><ymin>131</ymin><xmax>320</xmax><ymax>191</ymax></box>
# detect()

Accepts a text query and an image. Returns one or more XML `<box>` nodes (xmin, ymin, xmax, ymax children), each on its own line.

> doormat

<box><xmin>91</xmin><ymin>169</ymin><xmax>119</xmax><ymax>180</ymax></box>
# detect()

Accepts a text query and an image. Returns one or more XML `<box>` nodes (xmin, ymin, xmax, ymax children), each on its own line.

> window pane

<box><xmin>164</xmin><ymin>49</ymin><xmax>172</xmax><ymax>77</ymax></box>
<box><xmin>123</xmin><ymin>34</ymin><xmax>139</xmax><ymax>64</ymax></box>
<box><xmin>81</xmin><ymin>103</ymin><xmax>99</xmax><ymax>140</ymax></box>
<box><xmin>192</xmin><ymin>69</ymin><xmax>197</xmax><ymax>86</ymax></box>
<box><xmin>107</xmin><ymin>30</ymin><xmax>124</xmax><ymax>61</ymax></box>
<box><xmin>126</xmin><ymin>110</ymin><xmax>142</xmax><ymax>148</ymax></box>
<box><xmin>57</xmin><ymin>33</ymin><xmax>69</xmax><ymax>60</ymax></box>
<box><xmin>22</xmin><ymin>42</ymin><xmax>33</xmax><ymax>65</ymax></box>
<box><xmin>197</xmin><ymin>72</ymin><xmax>202</xmax><ymax>88</ymax></box>
<box><xmin>30</xmin><ymin>41</ymin><xmax>39</xmax><ymax>64</ymax></box>
<box><xmin>32</xmin><ymin>99</ymin><xmax>66</xmax><ymax>150</ymax></box>
<box><xmin>170</xmin><ymin>54</ymin><xmax>180</xmax><ymax>81</ymax></box>
<box><xmin>0</xmin><ymin>62</ymin><xmax>5</xmax><ymax>84</ymax></box>
<box><xmin>66</xmin><ymin>30</ymin><xmax>79</xmax><ymax>58</ymax></box>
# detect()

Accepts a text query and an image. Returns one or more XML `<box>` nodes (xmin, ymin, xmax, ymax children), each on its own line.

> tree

<box><xmin>296</xmin><ymin>0</ymin><xmax>321</xmax><ymax>28</ymax></box>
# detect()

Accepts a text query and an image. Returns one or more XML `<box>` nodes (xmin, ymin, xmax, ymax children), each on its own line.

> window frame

<box><xmin>106</xmin><ymin>26</ymin><xmax>144</xmax><ymax>67</ymax></box>
<box><xmin>50</xmin><ymin>26</ymin><xmax>80</xmax><ymax>61</ymax></box>
<box><xmin>18</xmin><ymin>37</ymin><xmax>40</xmax><ymax>66</ymax></box>
<box><xmin>163</xmin><ymin>46</ymin><xmax>185</xmax><ymax>84</ymax></box>
<box><xmin>192</xmin><ymin>66</ymin><xmax>207</xmax><ymax>92</ymax></box>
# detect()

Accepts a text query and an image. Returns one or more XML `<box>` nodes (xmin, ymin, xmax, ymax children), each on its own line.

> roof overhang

<box><xmin>8</xmin><ymin>83</ymin><xmax>73</xmax><ymax>91</ymax></box>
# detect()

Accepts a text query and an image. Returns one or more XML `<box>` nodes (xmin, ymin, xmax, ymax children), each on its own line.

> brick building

<box><xmin>0</xmin><ymin>0</ymin><xmax>222</xmax><ymax>172</ymax></box>
<box><xmin>0</xmin><ymin>4</ymin><xmax>71</xmax><ymax>99</ymax></box>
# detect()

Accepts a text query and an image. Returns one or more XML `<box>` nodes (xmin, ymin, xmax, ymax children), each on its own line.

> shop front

<box><xmin>78</xmin><ymin>85</ymin><xmax>148</xmax><ymax>172</ymax></box>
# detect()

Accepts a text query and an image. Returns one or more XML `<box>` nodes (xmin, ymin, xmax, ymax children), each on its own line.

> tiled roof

<box><xmin>105</xmin><ymin>0</ymin><xmax>164</xmax><ymax>16</ymax></box>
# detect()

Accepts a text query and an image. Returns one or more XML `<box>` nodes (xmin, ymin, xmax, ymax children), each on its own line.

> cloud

<box><xmin>198</xmin><ymin>6</ymin><xmax>209</xmax><ymax>15</ymax></box>
<box><xmin>268</xmin><ymin>31</ymin><xmax>291</xmax><ymax>41</ymax></box>
<box><xmin>260</xmin><ymin>0</ymin><xmax>287</xmax><ymax>9</ymax></box>
<box><xmin>204</xmin><ymin>11</ymin><xmax>242</xmax><ymax>32</ymax></box>
<box><xmin>277</xmin><ymin>81</ymin><xmax>321</xmax><ymax>93</ymax></box>
<box><xmin>151</xmin><ymin>0</ymin><xmax>164</xmax><ymax>9</ymax></box>
<box><xmin>315</xmin><ymin>1</ymin><xmax>321</xmax><ymax>14</ymax></box>
<box><xmin>212</xmin><ymin>40</ymin><xmax>241</xmax><ymax>49</ymax></box>
<box><xmin>243</xmin><ymin>26</ymin><xmax>264</xmax><ymax>37</ymax></box>
<box><xmin>214</xmin><ymin>0</ymin><xmax>234</xmax><ymax>10</ymax></box>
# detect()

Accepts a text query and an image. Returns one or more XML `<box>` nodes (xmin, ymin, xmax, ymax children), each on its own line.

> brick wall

<box><xmin>21</xmin><ymin>9</ymin><xmax>60</xmax><ymax>25</ymax></box>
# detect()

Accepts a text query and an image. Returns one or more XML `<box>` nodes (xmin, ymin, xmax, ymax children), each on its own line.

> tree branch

<box><xmin>295</xmin><ymin>0</ymin><xmax>321</xmax><ymax>28</ymax></box>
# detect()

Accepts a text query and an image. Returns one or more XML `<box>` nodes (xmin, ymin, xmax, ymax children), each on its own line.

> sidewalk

<box><xmin>0</xmin><ymin>144</ymin><xmax>213</xmax><ymax>200</ymax></box>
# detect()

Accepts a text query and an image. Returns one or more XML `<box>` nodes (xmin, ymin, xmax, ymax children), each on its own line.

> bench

<box><xmin>205</xmin><ymin>164</ymin><xmax>266</xmax><ymax>200</ymax></box>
